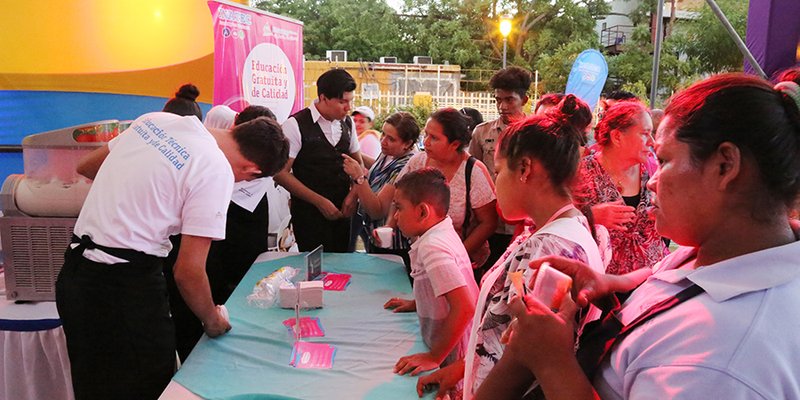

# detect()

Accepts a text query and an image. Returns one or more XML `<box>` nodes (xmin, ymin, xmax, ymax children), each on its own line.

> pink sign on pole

<box><xmin>208</xmin><ymin>0</ymin><xmax>304</xmax><ymax>123</ymax></box>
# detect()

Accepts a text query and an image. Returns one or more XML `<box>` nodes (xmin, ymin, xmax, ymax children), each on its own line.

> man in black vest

<box><xmin>275</xmin><ymin>69</ymin><xmax>363</xmax><ymax>252</ymax></box>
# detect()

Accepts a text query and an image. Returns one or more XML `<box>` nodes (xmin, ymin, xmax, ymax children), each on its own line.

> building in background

<box><xmin>596</xmin><ymin>0</ymin><xmax>701</xmax><ymax>53</ymax></box>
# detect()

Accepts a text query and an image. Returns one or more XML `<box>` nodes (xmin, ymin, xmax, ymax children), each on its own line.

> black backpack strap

<box><xmin>462</xmin><ymin>156</ymin><xmax>477</xmax><ymax>239</ymax></box>
<box><xmin>577</xmin><ymin>283</ymin><xmax>705</xmax><ymax>380</ymax></box>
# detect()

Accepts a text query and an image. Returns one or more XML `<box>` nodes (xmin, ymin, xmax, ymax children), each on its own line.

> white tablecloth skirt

<box><xmin>1</xmin><ymin>325</ymin><xmax>73</xmax><ymax>400</ymax></box>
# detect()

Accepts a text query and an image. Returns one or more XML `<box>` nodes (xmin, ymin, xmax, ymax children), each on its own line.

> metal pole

<box><xmin>503</xmin><ymin>38</ymin><xmax>507</xmax><ymax>69</ymax></box>
<box><xmin>649</xmin><ymin>0</ymin><xmax>665</xmax><ymax>108</ymax></box>
<box><xmin>705</xmin><ymin>0</ymin><xmax>767</xmax><ymax>79</ymax></box>
<box><xmin>404</xmin><ymin>65</ymin><xmax>409</xmax><ymax>104</ymax></box>
<box><xmin>436</xmin><ymin>65</ymin><xmax>441</xmax><ymax>97</ymax></box>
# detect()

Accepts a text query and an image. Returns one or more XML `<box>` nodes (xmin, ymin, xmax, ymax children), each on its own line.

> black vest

<box><xmin>292</xmin><ymin>107</ymin><xmax>352</xmax><ymax>206</ymax></box>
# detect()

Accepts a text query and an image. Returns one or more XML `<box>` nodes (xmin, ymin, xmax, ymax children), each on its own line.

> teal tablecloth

<box><xmin>173</xmin><ymin>252</ymin><xmax>433</xmax><ymax>400</ymax></box>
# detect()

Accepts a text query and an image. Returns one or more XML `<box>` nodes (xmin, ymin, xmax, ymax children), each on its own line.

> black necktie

<box><xmin>575</xmin><ymin>283</ymin><xmax>705</xmax><ymax>380</ymax></box>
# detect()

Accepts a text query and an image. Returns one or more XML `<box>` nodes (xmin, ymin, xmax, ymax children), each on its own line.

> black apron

<box><xmin>56</xmin><ymin>235</ymin><xmax>175</xmax><ymax>400</ymax></box>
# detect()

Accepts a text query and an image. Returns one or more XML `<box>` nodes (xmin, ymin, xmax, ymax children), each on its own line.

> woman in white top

<box><xmin>395</xmin><ymin>108</ymin><xmax>498</xmax><ymax>269</ymax></box>
<box><xmin>417</xmin><ymin>95</ymin><xmax>607</xmax><ymax>399</ymax></box>
<box><xmin>368</xmin><ymin>108</ymin><xmax>498</xmax><ymax>269</ymax></box>
<box><xmin>477</xmin><ymin>74</ymin><xmax>800</xmax><ymax>400</ymax></box>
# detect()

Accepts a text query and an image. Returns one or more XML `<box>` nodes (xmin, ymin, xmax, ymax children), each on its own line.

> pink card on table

<box><xmin>321</xmin><ymin>272</ymin><xmax>351</xmax><ymax>291</ymax></box>
<box><xmin>289</xmin><ymin>341</ymin><xmax>336</xmax><ymax>369</ymax></box>
<box><xmin>282</xmin><ymin>316</ymin><xmax>325</xmax><ymax>338</ymax></box>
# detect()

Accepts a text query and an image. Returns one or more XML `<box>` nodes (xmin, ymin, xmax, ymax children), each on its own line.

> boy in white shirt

<box><xmin>384</xmin><ymin>168</ymin><xmax>478</xmax><ymax>377</ymax></box>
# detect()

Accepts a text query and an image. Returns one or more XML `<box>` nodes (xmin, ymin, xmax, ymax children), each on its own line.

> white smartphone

<box><xmin>529</xmin><ymin>262</ymin><xmax>573</xmax><ymax>310</ymax></box>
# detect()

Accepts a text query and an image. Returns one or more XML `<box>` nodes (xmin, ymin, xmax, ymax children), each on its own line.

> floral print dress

<box><xmin>573</xmin><ymin>153</ymin><xmax>668</xmax><ymax>275</ymax></box>
<box><xmin>468</xmin><ymin>215</ymin><xmax>599</xmax><ymax>395</ymax></box>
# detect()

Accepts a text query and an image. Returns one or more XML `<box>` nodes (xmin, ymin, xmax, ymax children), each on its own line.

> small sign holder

<box><xmin>295</xmin><ymin>245</ymin><xmax>323</xmax><ymax>340</ymax></box>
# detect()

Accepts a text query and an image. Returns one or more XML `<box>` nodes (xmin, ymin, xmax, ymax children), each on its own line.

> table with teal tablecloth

<box><xmin>164</xmin><ymin>252</ymin><xmax>433</xmax><ymax>400</ymax></box>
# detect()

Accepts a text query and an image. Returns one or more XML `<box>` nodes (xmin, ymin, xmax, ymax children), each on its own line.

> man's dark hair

<box><xmin>235</xmin><ymin>105</ymin><xmax>276</xmax><ymax>126</ymax></box>
<box><xmin>459</xmin><ymin>107</ymin><xmax>484</xmax><ymax>132</ymax></box>
<box><xmin>395</xmin><ymin>168</ymin><xmax>450</xmax><ymax>217</ymax></box>
<box><xmin>231</xmin><ymin>117</ymin><xmax>290</xmax><ymax>178</ymax></box>
<box><xmin>606</xmin><ymin>90</ymin><xmax>638</xmax><ymax>101</ymax></box>
<box><xmin>317</xmin><ymin>69</ymin><xmax>356</xmax><ymax>99</ymax></box>
<box><xmin>489</xmin><ymin>66</ymin><xmax>532</xmax><ymax>98</ymax></box>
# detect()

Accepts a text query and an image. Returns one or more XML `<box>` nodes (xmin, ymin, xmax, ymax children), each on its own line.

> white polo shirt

<box><xmin>410</xmin><ymin>216</ymin><xmax>479</xmax><ymax>364</ymax></box>
<box><xmin>281</xmin><ymin>101</ymin><xmax>360</xmax><ymax>159</ymax></box>
<box><xmin>75</xmin><ymin>112</ymin><xmax>233</xmax><ymax>262</ymax></box>
<box><xmin>595</xmin><ymin>241</ymin><xmax>800</xmax><ymax>399</ymax></box>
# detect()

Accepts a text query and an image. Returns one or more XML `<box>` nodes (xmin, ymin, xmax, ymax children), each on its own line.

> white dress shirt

<box><xmin>281</xmin><ymin>100</ymin><xmax>360</xmax><ymax>159</ymax></box>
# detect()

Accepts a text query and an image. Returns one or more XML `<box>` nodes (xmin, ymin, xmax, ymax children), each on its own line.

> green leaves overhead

<box><xmin>255</xmin><ymin>0</ymin><xmax>749</xmax><ymax>104</ymax></box>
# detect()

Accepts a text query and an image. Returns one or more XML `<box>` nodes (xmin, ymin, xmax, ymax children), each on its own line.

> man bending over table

<box><xmin>56</xmin><ymin>112</ymin><xmax>288</xmax><ymax>400</ymax></box>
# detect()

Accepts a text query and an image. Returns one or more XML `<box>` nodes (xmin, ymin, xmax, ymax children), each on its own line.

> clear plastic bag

<box><xmin>247</xmin><ymin>266</ymin><xmax>299</xmax><ymax>308</ymax></box>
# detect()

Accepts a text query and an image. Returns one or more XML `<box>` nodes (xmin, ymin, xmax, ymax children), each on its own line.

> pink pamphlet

<box><xmin>321</xmin><ymin>272</ymin><xmax>351</xmax><ymax>291</ymax></box>
<box><xmin>289</xmin><ymin>342</ymin><xmax>336</xmax><ymax>369</ymax></box>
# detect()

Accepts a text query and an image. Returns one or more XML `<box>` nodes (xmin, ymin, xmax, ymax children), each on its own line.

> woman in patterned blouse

<box><xmin>574</xmin><ymin>101</ymin><xmax>669</xmax><ymax>275</ymax></box>
<box><xmin>343</xmin><ymin>112</ymin><xmax>420</xmax><ymax>268</ymax></box>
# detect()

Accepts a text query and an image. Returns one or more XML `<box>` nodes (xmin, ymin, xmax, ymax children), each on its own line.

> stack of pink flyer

<box><xmin>289</xmin><ymin>342</ymin><xmax>336</xmax><ymax>369</ymax></box>
<box><xmin>321</xmin><ymin>272</ymin><xmax>351</xmax><ymax>291</ymax></box>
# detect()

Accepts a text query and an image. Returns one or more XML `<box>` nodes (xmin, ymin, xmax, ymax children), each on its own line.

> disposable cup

<box><xmin>375</xmin><ymin>227</ymin><xmax>393</xmax><ymax>249</ymax></box>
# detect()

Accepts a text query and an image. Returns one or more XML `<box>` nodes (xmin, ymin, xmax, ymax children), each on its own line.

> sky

<box><xmin>386</xmin><ymin>0</ymin><xmax>403</xmax><ymax>12</ymax></box>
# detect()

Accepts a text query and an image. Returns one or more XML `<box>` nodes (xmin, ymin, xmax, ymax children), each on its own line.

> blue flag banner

<box><xmin>565</xmin><ymin>49</ymin><xmax>608</xmax><ymax>111</ymax></box>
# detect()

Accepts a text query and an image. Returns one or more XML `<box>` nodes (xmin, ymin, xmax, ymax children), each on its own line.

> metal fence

<box><xmin>355</xmin><ymin>90</ymin><xmax>510</xmax><ymax>121</ymax></box>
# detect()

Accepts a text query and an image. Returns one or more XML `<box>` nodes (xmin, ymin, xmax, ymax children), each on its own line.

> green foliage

<box><xmin>628</xmin><ymin>0</ymin><xmax>657</xmax><ymax>26</ymax></box>
<box><xmin>255</xmin><ymin>0</ymin><xmax>405</xmax><ymax>61</ymax></box>
<box><xmin>372</xmin><ymin>103</ymin><xmax>435</xmax><ymax>133</ymax></box>
<box><xmin>397</xmin><ymin>0</ymin><xmax>493</xmax><ymax>67</ymax></box>
<box><xmin>256</xmin><ymin>0</ymin><xmax>607</xmax><ymax>72</ymax></box>
<box><xmin>506</xmin><ymin>0</ymin><xmax>608</xmax><ymax>70</ymax></box>
<box><xmin>620</xmin><ymin>81</ymin><xmax>648</xmax><ymax>100</ymax></box>
<box><xmin>603</xmin><ymin>0</ymin><xmax>748</xmax><ymax>106</ymax></box>
<box><xmin>668</xmin><ymin>0</ymin><xmax>748</xmax><ymax>73</ymax></box>
<box><xmin>536</xmin><ymin>39</ymin><xmax>597</xmax><ymax>93</ymax></box>
<box><xmin>255</xmin><ymin>0</ymin><xmax>748</xmax><ymax>107</ymax></box>
<box><xmin>605</xmin><ymin>26</ymin><xmax>693</xmax><ymax>106</ymax></box>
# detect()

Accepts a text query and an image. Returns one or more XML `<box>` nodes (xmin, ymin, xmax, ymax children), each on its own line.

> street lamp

<box><xmin>499</xmin><ymin>17</ymin><xmax>512</xmax><ymax>69</ymax></box>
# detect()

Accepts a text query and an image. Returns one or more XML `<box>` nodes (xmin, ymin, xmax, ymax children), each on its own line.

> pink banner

<box><xmin>208</xmin><ymin>1</ymin><xmax>304</xmax><ymax>123</ymax></box>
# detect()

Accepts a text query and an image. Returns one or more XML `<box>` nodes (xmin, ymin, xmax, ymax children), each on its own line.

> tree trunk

<box><xmin>668</xmin><ymin>0</ymin><xmax>676</xmax><ymax>37</ymax></box>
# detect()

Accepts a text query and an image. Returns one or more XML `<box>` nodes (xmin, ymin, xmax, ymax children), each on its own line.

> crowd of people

<box><xmin>54</xmin><ymin>64</ymin><xmax>800</xmax><ymax>400</ymax></box>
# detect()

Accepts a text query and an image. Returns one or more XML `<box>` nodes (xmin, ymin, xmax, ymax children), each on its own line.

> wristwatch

<box><xmin>353</xmin><ymin>175</ymin><xmax>367</xmax><ymax>185</ymax></box>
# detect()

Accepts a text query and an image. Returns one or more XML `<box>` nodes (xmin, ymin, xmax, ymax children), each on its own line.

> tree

<box><xmin>668</xmin><ymin>0</ymin><xmax>748</xmax><ymax>73</ymax></box>
<box><xmin>397</xmin><ymin>0</ymin><xmax>492</xmax><ymax>68</ymax></box>
<box><xmin>605</xmin><ymin>25</ymin><xmax>693</xmax><ymax>104</ymax></box>
<box><xmin>478</xmin><ymin>0</ymin><xmax>609</xmax><ymax>72</ymax></box>
<box><xmin>256</xmin><ymin>0</ymin><xmax>609</xmax><ymax>74</ymax></box>
<box><xmin>602</xmin><ymin>0</ymin><xmax>748</xmax><ymax>105</ymax></box>
<box><xmin>486</xmin><ymin>0</ymin><xmax>609</xmax><ymax>93</ymax></box>
<box><xmin>536</xmin><ymin>39</ymin><xmax>597</xmax><ymax>93</ymax></box>
<box><xmin>255</xmin><ymin>0</ymin><xmax>405</xmax><ymax>61</ymax></box>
